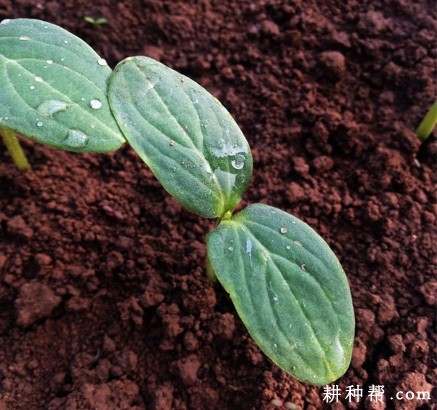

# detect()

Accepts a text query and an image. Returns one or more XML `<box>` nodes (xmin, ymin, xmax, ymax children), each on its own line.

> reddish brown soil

<box><xmin>0</xmin><ymin>1</ymin><xmax>436</xmax><ymax>409</ymax></box>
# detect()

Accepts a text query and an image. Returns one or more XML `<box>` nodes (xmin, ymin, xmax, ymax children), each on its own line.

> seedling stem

<box><xmin>206</xmin><ymin>255</ymin><xmax>218</xmax><ymax>283</ymax></box>
<box><xmin>222</xmin><ymin>210</ymin><xmax>233</xmax><ymax>221</ymax></box>
<box><xmin>416</xmin><ymin>99</ymin><xmax>437</xmax><ymax>141</ymax></box>
<box><xmin>0</xmin><ymin>126</ymin><xmax>30</xmax><ymax>171</ymax></box>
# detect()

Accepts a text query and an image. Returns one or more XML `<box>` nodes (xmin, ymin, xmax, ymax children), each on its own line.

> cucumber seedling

<box><xmin>0</xmin><ymin>18</ymin><xmax>125</xmax><ymax>169</ymax></box>
<box><xmin>0</xmin><ymin>18</ymin><xmax>355</xmax><ymax>385</ymax></box>
<box><xmin>108</xmin><ymin>56</ymin><xmax>355</xmax><ymax>385</ymax></box>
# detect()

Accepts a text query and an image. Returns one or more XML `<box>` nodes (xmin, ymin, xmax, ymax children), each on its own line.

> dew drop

<box><xmin>97</xmin><ymin>58</ymin><xmax>107</xmax><ymax>66</ymax></box>
<box><xmin>246</xmin><ymin>238</ymin><xmax>252</xmax><ymax>255</ymax></box>
<box><xmin>64</xmin><ymin>129</ymin><xmax>89</xmax><ymax>148</ymax></box>
<box><xmin>34</xmin><ymin>76</ymin><xmax>43</xmax><ymax>83</ymax></box>
<box><xmin>0</xmin><ymin>19</ymin><xmax>11</xmax><ymax>25</ymax></box>
<box><xmin>227</xmin><ymin>246</ymin><xmax>234</xmax><ymax>252</ymax></box>
<box><xmin>19</xmin><ymin>35</ymin><xmax>30</xmax><ymax>41</ymax></box>
<box><xmin>286</xmin><ymin>245</ymin><xmax>291</xmax><ymax>250</ymax></box>
<box><xmin>29</xmin><ymin>85</ymin><xmax>35</xmax><ymax>90</ymax></box>
<box><xmin>301</xmin><ymin>264</ymin><xmax>306</xmax><ymax>271</ymax></box>
<box><xmin>169</xmin><ymin>140</ymin><xmax>175</xmax><ymax>146</ymax></box>
<box><xmin>280</xmin><ymin>227</ymin><xmax>288</xmax><ymax>234</ymax></box>
<box><xmin>273</xmin><ymin>343</ymin><xmax>278</xmax><ymax>348</ymax></box>
<box><xmin>36</xmin><ymin>121</ymin><xmax>43</xmax><ymax>127</ymax></box>
<box><xmin>273</xmin><ymin>294</ymin><xmax>278</xmax><ymax>301</ymax></box>
<box><xmin>37</xmin><ymin>100</ymin><xmax>68</xmax><ymax>117</ymax></box>
<box><xmin>90</xmin><ymin>99</ymin><xmax>102</xmax><ymax>109</ymax></box>
<box><xmin>231</xmin><ymin>153</ymin><xmax>245</xmax><ymax>170</ymax></box>
<box><xmin>64</xmin><ymin>40</ymin><xmax>68</xmax><ymax>44</ymax></box>
<box><xmin>46</xmin><ymin>60</ymin><xmax>53</xmax><ymax>64</ymax></box>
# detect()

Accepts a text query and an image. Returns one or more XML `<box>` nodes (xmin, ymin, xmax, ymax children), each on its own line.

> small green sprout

<box><xmin>0</xmin><ymin>18</ymin><xmax>125</xmax><ymax>169</ymax></box>
<box><xmin>84</xmin><ymin>16</ymin><xmax>108</xmax><ymax>26</ymax></box>
<box><xmin>0</xmin><ymin>19</ymin><xmax>355</xmax><ymax>386</ymax></box>
<box><xmin>416</xmin><ymin>99</ymin><xmax>437</xmax><ymax>141</ymax></box>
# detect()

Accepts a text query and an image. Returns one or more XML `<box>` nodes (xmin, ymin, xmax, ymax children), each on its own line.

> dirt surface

<box><xmin>0</xmin><ymin>1</ymin><xmax>436</xmax><ymax>409</ymax></box>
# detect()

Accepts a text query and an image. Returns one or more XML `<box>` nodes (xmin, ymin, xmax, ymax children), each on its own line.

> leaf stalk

<box><xmin>205</xmin><ymin>255</ymin><xmax>218</xmax><ymax>283</ymax></box>
<box><xmin>0</xmin><ymin>126</ymin><xmax>31</xmax><ymax>171</ymax></box>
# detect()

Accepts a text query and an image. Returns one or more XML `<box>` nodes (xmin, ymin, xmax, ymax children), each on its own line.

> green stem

<box><xmin>416</xmin><ymin>99</ymin><xmax>437</xmax><ymax>141</ymax></box>
<box><xmin>0</xmin><ymin>126</ymin><xmax>31</xmax><ymax>170</ymax></box>
<box><xmin>206</xmin><ymin>254</ymin><xmax>218</xmax><ymax>283</ymax></box>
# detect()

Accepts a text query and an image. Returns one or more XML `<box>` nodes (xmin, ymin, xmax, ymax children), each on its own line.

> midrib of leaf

<box><xmin>114</xmin><ymin>73</ymin><xmax>225</xmax><ymax>208</ymax></box>
<box><xmin>223</xmin><ymin>218</ymin><xmax>342</xmax><ymax>377</ymax></box>
<box><xmin>120</xmin><ymin>64</ymin><xmax>227</xmax><ymax>214</ymax></box>
<box><xmin>239</xmin><ymin>226</ymin><xmax>331</xmax><ymax>355</ymax></box>
<box><xmin>242</xmin><ymin>219</ymin><xmax>341</xmax><ymax>313</ymax></box>
<box><xmin>0</xmin><ymin>32</ymin><xmax>124</xmax><ymax>142</ymax></box>
<box><xmin>206</xmin><ymin>102</ymin><xmax>235</xmax><ymax>209</ymax></box>
<box><xmin>143</xmin><ymin>63</ymin><xmax>236</xmax><ymax>212</ymax></box>
<box><xmin>0</xmin><ymin>56</ymin><xmax>122</xmax><ymax>141</ymax></box>
<box><xmin>133</xmin><ymin>63</ymin><xmax>201</xmax><ymax>151</ymax></box>
<box><xmin>228</xmin><ymin>226</ymin><xmax>313</xmax><ymax>370</ymax></box>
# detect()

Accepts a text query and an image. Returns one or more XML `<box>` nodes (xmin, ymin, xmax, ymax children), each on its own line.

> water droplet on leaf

<box><xmin>246</xmin><ymin>238</ymin><xmax>252</xmax><ymax>255</ymax></box>
<box><xmin>227</xmin><ymin>246</ymin><xmax>234</xmax><ymax>252</ymax></box>
<box><xmin>97</xmin><ymin>58</ymin><xmax>107</xmax><ymax>66</ymax></box>
<box><xmin>34</xmin><ymin>76</ymin><xmax>43</xmax><ymax>83</ymax></box>
<box><xmin>0</xmin><ymin>19</ymin><xmax>11</xmax><ymax>25</ymax></box>
<box><xmin>36</xmin><ymin>121</ymin><xmax>43</xmax><ymax>127</ymax></box>
<box><xmin>90</xmin><ymin>99</ymin><xmax>102</xmax><ymax>109</ymax></box>
<box><xmin>231</xmin><ymin>153</ymin><xmax>245</xmax><ymax>170</ymax></box>
<box><xmin>19</xmin><ymin>35</ymin><xmax>30</xmax><ymax>41</ymax></box>
<box><xmin>280</xmin><ymin>227</ymin><xmax>288</xmax><ymax>234</ymax></box>
<box><xmin>64</xmin><ymin>129</ymin><xmax>89</xmax><ymax>148</ymax></box>
<box><xmin>46</xmin><ymin>60</ymin><xmax>53</xmax><ymax>64</ymax></box>
<box><xmin>37</xmin><ymin>100</ymin><xmax>68</xmax><ymax>117</ymax></box>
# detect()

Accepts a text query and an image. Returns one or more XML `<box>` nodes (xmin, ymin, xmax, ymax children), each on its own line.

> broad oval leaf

<box><xmin>0</xmin><ymin>18</ymin><xmax>125</xmax><ymax>152</ymax></box>
<box><xmin>207</xmin><ymin>203</ymin><xmax>355</xmax><ymax>385</ymax></box>
<box><xmin>108</xmin><ymin>56</ymin><xmax>253</xmax><ymax>218</ymax></box>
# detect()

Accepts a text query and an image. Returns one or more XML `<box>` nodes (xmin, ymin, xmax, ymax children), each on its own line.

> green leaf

<box><xmin>108</xmin><ymin>56</ymin><xmax>253</xmax><ymax>218</ymax></box>
<box><xmin>0</xmin><ymin>18</ymin><xmax>125</xmax><ymax>152</ymax></box>
<box><xmin>207</xmin><ymin>203</ymin><xmax>355</xmax><ymax>385</ymax></box>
